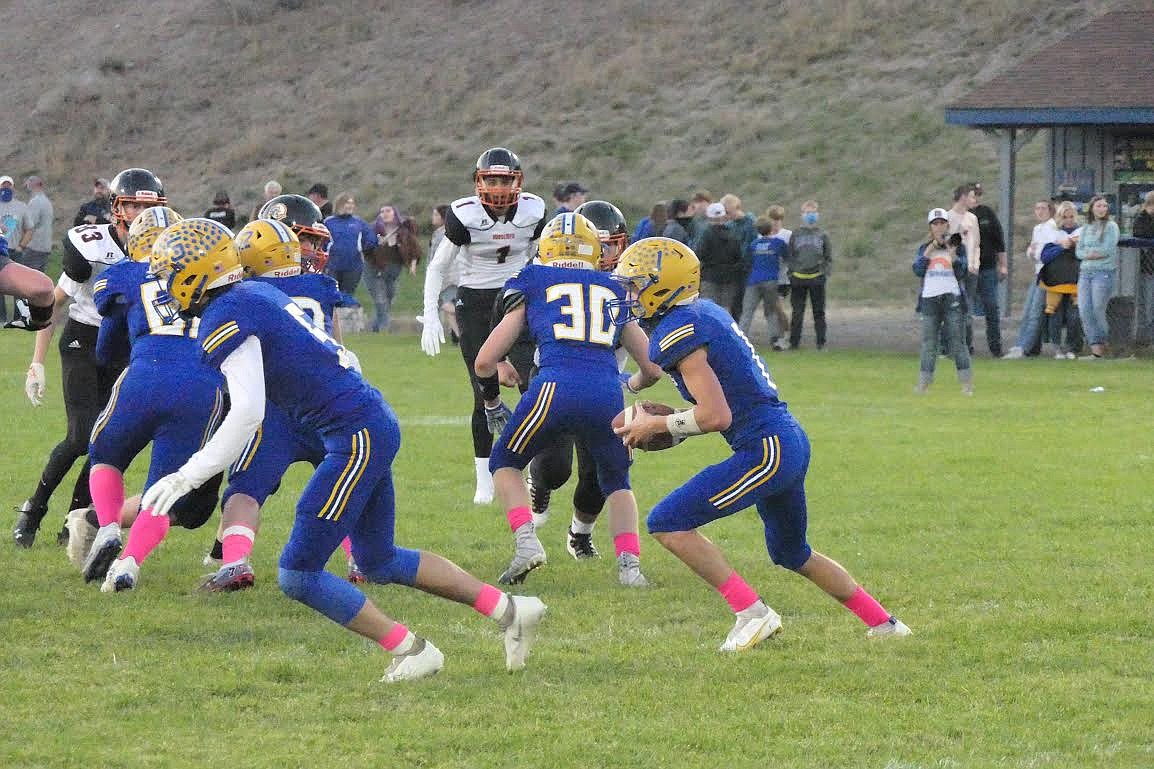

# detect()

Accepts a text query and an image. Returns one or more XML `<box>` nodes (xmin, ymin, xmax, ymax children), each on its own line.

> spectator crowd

<box><xmin>3</xmin><ymin>169</ymin><xmax>1149</xmax><ymax>365</ymax></box>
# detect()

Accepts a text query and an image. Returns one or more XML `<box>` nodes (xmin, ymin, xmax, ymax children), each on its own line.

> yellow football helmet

<box><xmin>149</xmin><ymin>218</ymin><xmax>242</xmax><ymax>318</ymax></box>
<box><xmin>235</xmin><ymin>219</ymin><xmax>301</xmax><ymax>278</ymax></box>
<box><xmin>536</xmin><ymin>212</ymin><xmax>602</xmax><ymax>269</ymax></box>
<box><xmin>126</xmin><ymin>206</ymin><xmax>184</xmax><ymax>263</ymax></box>
<box><xmin>610</xmin><ymin>237</ymin><xmax>700</xmax><ymax>323</ymax></box>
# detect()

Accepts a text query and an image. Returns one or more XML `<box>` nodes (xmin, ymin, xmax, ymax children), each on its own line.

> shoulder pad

<box><xmin>501</xmin><ymin>286</ymin><xmax>526</xmax><ymax>315</ymax></box>
<box><xmin>450</xmin><ymin>196</ymin><xmax>487</xmax><ymax>229</ymax></box>
<box><xmin>512</xmin><ymin>194</ymin><xmax>546</xmax><ymax>228</ymax></box>
<box><xmin>66</xmin><ymin>224</ymin><xmax>126</xmax><ymax>265</ymax></box>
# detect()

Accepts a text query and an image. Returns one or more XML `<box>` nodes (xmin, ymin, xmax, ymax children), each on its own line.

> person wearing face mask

<box><xmin>785</xmin><ymin>200</ymin><xmax>833</xmax><ymax>350</ymax></box>
<box><xmin>0</xmin><ymin>175</ymin><xmax>32</xmax><ymax>323</ymax></box>
<box><xmin>323</xmin><ymin>192</ymin><xmax>378</xmax><ymax>296</ymax></box>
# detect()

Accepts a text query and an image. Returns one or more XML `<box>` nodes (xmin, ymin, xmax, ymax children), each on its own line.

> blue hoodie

<box><xmin>323</xmin><ymin>214</ymin><xmax>379</xmax><ymax>272</ymax></box>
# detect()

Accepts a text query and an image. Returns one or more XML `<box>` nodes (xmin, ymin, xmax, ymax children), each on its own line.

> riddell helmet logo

<box><xmin>265</xmin><ymin>202</ymin><xmax>288</xmax><ymax>221</ymax></box>
<box><xmin>137</xmin><ymin>191</ymin><xmax>159</xmax><ymax>201</ymax></box>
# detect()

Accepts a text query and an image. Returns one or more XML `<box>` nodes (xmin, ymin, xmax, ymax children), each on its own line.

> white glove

<box><xmin>343</xmin><ymin>348</ymin><xmax>362</xmax><ymax>374</ymax></box>
<box><xmin>25</xmin><ymin>362</ymin><xmax>45</xmax><ymax>406</ymax></box>
<box><xmin>420</xmin><ymin>312</ymin><xmax>444</xmax><ymax>357</ymax></box>
<box><xmin>141</xmin><ymin>471</ymin><xmax>196</xmax><ymax>518</ymax></box>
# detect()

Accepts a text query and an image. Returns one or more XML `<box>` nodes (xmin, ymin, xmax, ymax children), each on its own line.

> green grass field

<box><xmin>2</xmin><ymin>331</ymin><xmax>1152</xmax><ymax>769</ymax></box>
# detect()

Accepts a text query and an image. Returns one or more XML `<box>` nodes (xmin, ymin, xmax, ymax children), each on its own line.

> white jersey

<box><xmin>62</xmin><ymin>223</ymin><xmax>127</xmax><ymax>326</ymax></box>
<box><xmin>445</xmin><ymin>193</ymin><xmax>547</xmax><ymax>289</ymax></box>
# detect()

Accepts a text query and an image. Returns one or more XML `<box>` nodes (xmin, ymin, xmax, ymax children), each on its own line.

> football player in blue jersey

<box><xmin>611</xmin><ymin>238</ymin><xmax>911</xmax><ymax>651</ymax></box>
<box><xmin>522</xmin><ymin>200</ymin><xmax>636</xmax><ymax>563</ymax></box>
<box><xmin>199</xmin><ymin>217</ymin><xmax>360</xmax><ymax>592</ymax></box>
<box><xmin>13</xmin><ymin>168</ymin><xmax>161</xmax><ymax>548</ymax></box>
<box><xmin>474</xmin><ymin>213</ymin><xmax>663</xmax><ymax>586</ymax></box>
<box><xmin>83</xmin><ymin>207</ymin><xmax>227</xmax><ymax>590</ymax></box>
<box><xmin>140</xmin><ymin>218</ymin><xmax>545</xmax><ymax>681</ymax></box>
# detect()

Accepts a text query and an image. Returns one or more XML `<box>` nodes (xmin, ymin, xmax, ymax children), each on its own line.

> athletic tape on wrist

<box><xmin>666</xmin><ymin>408</ymin><xmax>703</xmax><ymax>439</ymax></box>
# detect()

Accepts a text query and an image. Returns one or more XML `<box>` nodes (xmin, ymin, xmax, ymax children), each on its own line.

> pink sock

<box><xmin>89</xmin><ymin>467</ymin><xmax>125</xmax><ymax>527</ymax></box>
<box><xmin>843</xmin><ymin>585</ymin><xmax>892</xmax><ymax>627</ymax></box>
<box><xmin>340</xmin><ymin>537</ymin><xmax>354</xmax><ymax>559</ymax></box>
<box><xmin>221</xmin><ymin>525</ymin><xmax>256</xmax><ymax>564</ymax></box>
<box><xmin>379</xmin><ymin>623</ymin><xmax>411</xmax><ymax>652</ymax></box>
<box><xmin>717</xmin><ymin>570</ymin><xmax>759</xmax><ymax>613</ymax></box>
<box><xmin>613</xmin><ymin>532</ymin><xmax>640</xmax><ymax>558</ymax></box>
<box><xmin>121</xmin><ymin>508</ymin><xmax>171</xmax><ymax>564</ymax></box>
<box><xmin>472</xmin><ymin>584</ymin><xmax>506</xmax><ymax>619</ymax></box>
<box><xmin>506</xmin><ymin>506</ymin><xmax>532</xmax><ymax>532</ymax></box>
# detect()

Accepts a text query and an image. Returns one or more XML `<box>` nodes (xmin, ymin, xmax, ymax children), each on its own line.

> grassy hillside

<box><xmin>0</xmin><ymin>0</ymin><xmax>1123</xmax><ymax>302</ymax></box>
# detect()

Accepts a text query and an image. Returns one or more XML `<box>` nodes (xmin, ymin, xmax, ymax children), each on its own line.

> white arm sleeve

<box><xmin>422</xmin><ymin>237</ymin><xmax>459</xmax><ymax>317</ymax></box>
<box><xmin>179</xmin><ymin>336</ymin><xmax>266</xmax><ymax>487</ymax></box>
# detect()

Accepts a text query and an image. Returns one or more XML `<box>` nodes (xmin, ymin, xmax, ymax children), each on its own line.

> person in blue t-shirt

<box><xmin>81</xmin><ymin>206</ymin><xmax>225</xmax><ymax>589</ymax></box>
<box><xmin>611</xmin><ymin>237</ymin><xmax>911</xmax><ymax>652</ymax></box>
<box><xmin>129</xmin><ymin>218</ymin><xmax>545</xmax><ymax>683</ymax></box>
<box><xmin>737</xmin><ymin>217</ymin><xmax>791</xmax><ymax>348</ymax></box>
<box><xmin>474</xmin><ymin>213</ymin><xmax>662</xmax><ymax>586</ymax></box>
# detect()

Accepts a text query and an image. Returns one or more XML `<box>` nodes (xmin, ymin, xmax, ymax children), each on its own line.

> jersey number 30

<box><xmin>547</xmin><ymin>283</ymin><xmax>616</xmax><ymax>346</ymax></box>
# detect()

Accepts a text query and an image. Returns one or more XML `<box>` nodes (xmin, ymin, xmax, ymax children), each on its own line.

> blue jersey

<box><xmin>648</xmin><ymin>299</ymin><xmax>793</xmax><ymax>449</ymax></box>
<box><xmin>254</xmin><ymin>273</ymin><xmax>344</xmax><ymax>335</ymax></box>
<box><xmin>505</xmin><ymin>263</ymin><xmax>624</xmax><ymax>373</ymax></box>
<box><xmin>198</xmin><ymin>281</ymin><xmax>379</xmax><ymax>435</ymax></box>
<box><xmin>93</xmin><ymin>259</ymin><xmax>203</xmax><ymax>361</ymax></box>
<box><xmin>747</xmin><ymin>235</ymin><xmax>787</xmax><ymax>285</ymax></box>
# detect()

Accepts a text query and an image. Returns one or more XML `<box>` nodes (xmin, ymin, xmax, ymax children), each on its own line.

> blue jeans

<box><xmin>964</xmin><ymin>269</ymin><xmax>1003</xmax><ymax>355</ymax></box>
<box><xmin>1014</xmin><ymin>281</ymin><xmax>1047</xmax><ymax>352</ymax></box>
<box><xmin>362</xmin><ymin>263</ymin><xmax>402</xmax><ymax>331</ymax></box>
<box><xmin>920</xmin><ymin>293</ymin><xmax>970</xmax><ymax>377</ymax></box>
<box><xmin>1077</xmin><ymin>269</ymin><xmax>1115</xmax><ymax>346</ymax></box>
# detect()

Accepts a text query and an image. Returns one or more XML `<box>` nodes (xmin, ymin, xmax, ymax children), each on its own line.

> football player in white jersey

<box><xmin>420</xmin><ymin>148</ymin><xmax>547</xmax><ymax>504</ymax></box>
<box><xmin>12</xmin><ymin>168</ymin><xmax>163</xmax><ymax>548</ymax></box>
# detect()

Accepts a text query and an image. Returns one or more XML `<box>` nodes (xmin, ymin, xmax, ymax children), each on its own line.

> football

<box><xmin>613</xmin><ymin>401</ymin><xmax>685</xmax><ymax>452</ymax></box>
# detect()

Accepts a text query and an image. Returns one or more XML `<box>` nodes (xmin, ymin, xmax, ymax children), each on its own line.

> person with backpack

<box><xmin>694</xmin><ymin>202</ymin><xmax>746</xmax><ymax>318</ymax></box>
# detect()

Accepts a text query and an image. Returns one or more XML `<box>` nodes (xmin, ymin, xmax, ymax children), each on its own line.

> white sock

<box><xmin>474</xmin><ymin>457</ymin><xmax>493</xmax><ymax>487</ymax></box>
<box><xmin>488</xmin><ymin>592</ymin><xmax>511</xmax><ymax>622</ymax></box>
<box><xmin>570</xmin><ymin>517</ymin><xmax>595</xmax><ymax>535</ymax></box>
<box><xmin>389</xmin><ymin>630</ymin><xmax>418</xmax><ymax>656</ymax></box>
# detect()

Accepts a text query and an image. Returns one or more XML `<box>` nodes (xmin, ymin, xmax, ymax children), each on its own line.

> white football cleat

<box><xmin>866</xmin><ymin>617</ymin><xmax>912</xmax><ymax>639</ymax></box>
<box><xmin>100</xmin><ymin>556</ymin><xmax>140</xmax><ymax>593</ymax></box>
<box><xmin>498</xmin><ymin>526</ymin><xmax>547</xmax><ymax>585</ymax></box>
<box><xmin>616</xmin><ymin>552</ymin><xmax>649</xmax><ymax>587</ymax></box>
<box><xmin>65</xmin><ymin>507</ymin><xmax>97</xmax><ymax>570</ymax></box>
<box><xmin>719</xmin><ymin>601</ymin><xmax>783</xmax><ymax>652</ymax></box>
<box><xmin>381</xmin><ymin>640</ymin><xmax>444</xmax><ymax>683</ymax></box>
<box><xmin>82</xmin><ymin>523</ymin><xmax>123</xmax><ymax>583</ymax></box>
<box><xmin>503</xmin><ymin>595</ymin><xmax>547</xmax><ymax>671</ymax></box>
